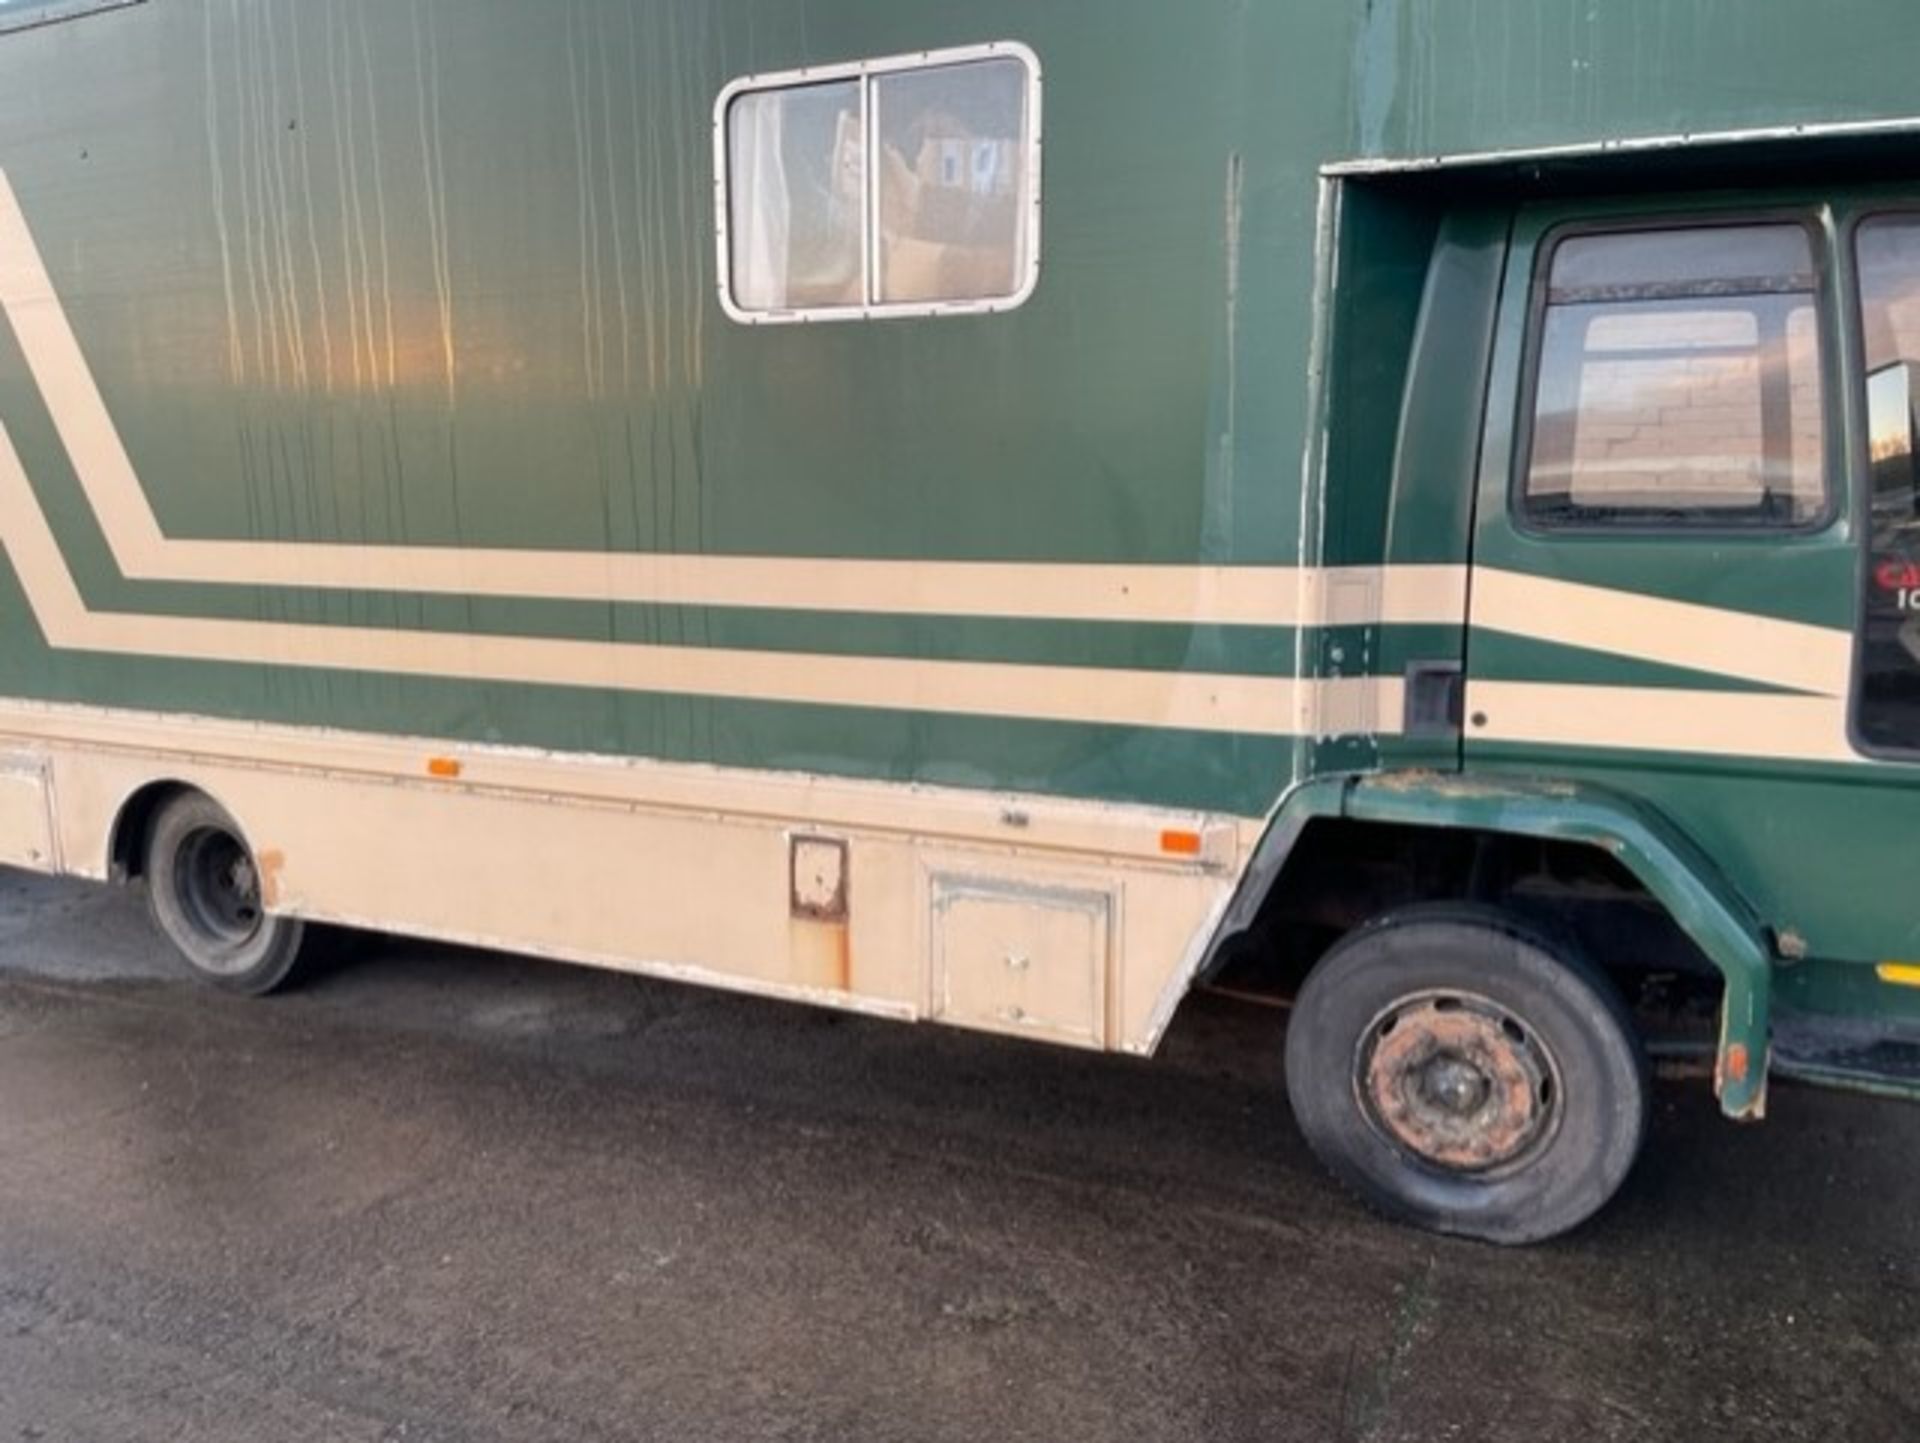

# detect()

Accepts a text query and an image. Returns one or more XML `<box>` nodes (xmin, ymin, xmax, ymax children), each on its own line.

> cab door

<box><xmin>1459</xmin><ymin>197</ymin><xmax>1919</xmax><ymax>965</ymax></box>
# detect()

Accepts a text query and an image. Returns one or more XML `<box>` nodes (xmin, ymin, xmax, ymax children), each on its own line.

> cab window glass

<box><xmin>1854</xmin><ymin>215</ymin><xmax>1920</xmax><ymax>753</ymax></box>
<box><xmin>1524</xmin><ymin>224</ymin><xmax>1826</xmax><ymax>528</ymax></box>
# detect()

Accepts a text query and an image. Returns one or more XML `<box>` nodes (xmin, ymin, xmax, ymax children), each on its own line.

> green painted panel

<box><xmin>1778</xmin><ymin>960</ymin><xmax>1920</xmax><ymax>1026</ymax></box>
<box><xmin>0</xmin><ymin>0</ymin><xmax>1342</xmax><ymax>568</ymax></box>
<box><xmin>1360</xmin><ymin>0</ymin><xmax>1920</xmax><ymax>161</ymax></box>
<box><xmin>1468</xmin><ymin>747</ymin><xmax>1920</xmax><ymax>965</ymax></box>
<box><xmin>0</xmin><ymin>0</ymin><xmax>1353</xmax><ymax>814</ymax></box>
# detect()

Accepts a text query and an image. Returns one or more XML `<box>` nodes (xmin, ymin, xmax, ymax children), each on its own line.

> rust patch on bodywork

<box><xmin>790</xmin><ymin>836</ymin><xmax>848</xmax><ymax>922</ymax></box>
<box><xmin>255</xmin><ymin>848</ymin><xmax>285</xmax><ymax>908</ymax></box>
<box><xmin>1716</xmin><ymin>1042</ymin><xmax>1770</xmax><ymax>1121</ymax></box>
<box><xmin>789</xmin><ymin>918</ymin><xmax>851</xmax><ymax>993</ymax></box>
<box><xmin>1723</xmin><ymin>1042</ymin><xmax>1751</xmax><ymax>1083</ymax></box>
<box><xmin>1363</xmin><ymin>769</ymin><xmax>1447</xmax><ymax>794</ymax></box>
<box><xmin>1363</xmin><ymin>770</ymin><xmax>1578</xmax><ymax>802</ymax></box>
<box><xmin>789</xmin><ymin>835</ymin><xmax>851</xmax><ymax>992</ymax></box>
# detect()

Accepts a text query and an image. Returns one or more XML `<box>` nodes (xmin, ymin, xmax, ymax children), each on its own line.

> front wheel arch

<box><xmin>1212</xmin><ymin>774</ymin><xmax>1775</xmax><ymax>1121</ymax></box>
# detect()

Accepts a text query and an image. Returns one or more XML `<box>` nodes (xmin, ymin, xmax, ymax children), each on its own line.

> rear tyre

<box><xmin>144</xmin><ymin>793</ymin><xmax>307</xmax><ymax>996</ymax></box>
<box><xmin>1284</xmin><ymin>904</ymin><xmax>1648</xmax><ymax>1246</ymax></box>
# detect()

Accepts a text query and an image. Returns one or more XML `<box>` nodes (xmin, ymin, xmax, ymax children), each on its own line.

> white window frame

<box><xmin>712</xmin><ymin>40</ymin><xmax>1044</xmax><ymax>326</ymax></box>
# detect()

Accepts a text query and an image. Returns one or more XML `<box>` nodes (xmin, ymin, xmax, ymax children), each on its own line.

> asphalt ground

<box><xmin>0</xmin><ymin>867</ymin><xmax>1914</xmax><ymax>1442</ymax></box>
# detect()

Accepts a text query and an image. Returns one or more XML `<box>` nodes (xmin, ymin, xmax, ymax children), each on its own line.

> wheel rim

<box><xmin>1354</xmin><ymin>990</ymin><xmax>1562</xmax><ymax>1176</ymax></box>
<box><xmin>170</xmin><ymin>825</ymin><xmax>265</xmax><ymax>967</ymax></box>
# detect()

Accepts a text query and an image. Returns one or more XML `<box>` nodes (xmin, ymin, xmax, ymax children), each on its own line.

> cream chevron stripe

<box><xmin>1468</xmin><ymin>681</ymin><xmax>1862</xmax><ymax>765</ymax></box>
<box><xmin>1470</xmin><ymin>568</ymin><xmax>1854</xmax><ymax>699</ymax></box>
<box><xmin>0</xmin><ymin>422</ymin><xmax>1414</xmax><ymax>735</ymax></box>
<box><xmin>0</xmin><ymin>167</ymin><xmax>1464</xmax><ymax>630</ymax></box>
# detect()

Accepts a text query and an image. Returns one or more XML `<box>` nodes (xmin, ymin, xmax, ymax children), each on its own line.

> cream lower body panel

<box><xmin>0</xmin><ymin>701</ymin><xmax>1255</xmax><ymax>1056</ymax></box>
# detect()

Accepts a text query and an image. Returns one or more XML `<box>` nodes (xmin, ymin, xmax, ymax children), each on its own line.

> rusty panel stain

<box><xmin>256</xmin><ymin>847</ymin><xmax>286</xmax><ymax>907</ymax></box>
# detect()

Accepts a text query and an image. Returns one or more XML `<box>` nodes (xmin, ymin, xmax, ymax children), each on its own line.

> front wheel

<box><xmin>1284</xmin><ymin>905</ymin><xmax>1648</xmax><ymax>1246</ymax></box>
<box><xmin>144</xmin><ymin>792</ymin><xmax>308</xmax><ymax>996</ymax></box>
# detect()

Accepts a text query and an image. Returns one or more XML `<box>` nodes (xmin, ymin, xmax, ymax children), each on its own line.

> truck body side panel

<box><xmin>1</xmin><ymin>1</ymin><xmax>1919</xmax><ymax>1047</ymax></box>
<box><xmin>0</xmin><ymin>0</ymin><xmax>1363</xmax><ymax>821</ymax></box>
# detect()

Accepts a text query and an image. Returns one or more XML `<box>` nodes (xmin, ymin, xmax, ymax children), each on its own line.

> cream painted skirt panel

<box><xmin>20</xmin><ymin>719</ymin><xmax>1244</xmax><ymax>1056</ymax></box>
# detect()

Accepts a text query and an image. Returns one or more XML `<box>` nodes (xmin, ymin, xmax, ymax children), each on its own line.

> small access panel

<box><xmin>930</xmin><ymin>874</ymin><xmax>1111</xmax><ymax>1048</ymax></box>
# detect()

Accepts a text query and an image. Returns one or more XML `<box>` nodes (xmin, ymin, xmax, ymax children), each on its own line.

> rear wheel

<box><xmin>144</xmin><ymin>793</ymin><xmax>307</xmax><ymax>996</ymax></box>
<box><xmin>1284</xmin><ymin>905</ymin><xmax>1648</xmax><ymax>1245</ymax></box>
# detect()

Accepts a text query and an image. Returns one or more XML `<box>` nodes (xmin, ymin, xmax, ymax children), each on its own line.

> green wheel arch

<box><xmin>1239</xmin><ymin>772</ymin><xmax>1776</xmax><ymax>1121</ymax></box>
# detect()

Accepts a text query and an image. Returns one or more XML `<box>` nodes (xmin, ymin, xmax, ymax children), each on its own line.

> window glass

<box><xmin>0</xmin><ymin>0</ymin><xmax>137</xmax><ymax>33</ymax></box>
<box><xmin>727</xmin><ymin>81</ymin><xmax>865</xmax><ymax>312</ymax></box>
<box><xmin>1854</xmin><ymin>216</ymin><xmax>1920</xmax><ymax>753</ymax></box>
<box><xmin>874</xmin><ymin>58</ymin><xmax>1029</xmax><ymax>305</ymax></box>
<box><xmin>720</xmin><ymin>48</ymin><xmax>1037</xmax><ymax>319</ymax></box>
<box><xmin>1524</xmin><ymin>224</ymin><xmax>1826</xmax><ymax>528</ymax></box>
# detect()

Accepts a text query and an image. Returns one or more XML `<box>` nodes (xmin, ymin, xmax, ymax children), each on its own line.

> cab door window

<box><xmin>1855</xmin><ymin>216</ymin><xmax>1920</xmax><ymax>753</ymax></box>
<box><xmin>1523</xmin><ymin>224</ymin><xmax>1827</xmax><ymax>529</ymax></box>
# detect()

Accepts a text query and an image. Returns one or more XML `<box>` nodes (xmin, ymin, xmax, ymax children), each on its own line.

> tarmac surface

<box><xmin>0</xmin><ymin>867</ymin><xmax>1914</xmax><ymax>1442</ymax></box>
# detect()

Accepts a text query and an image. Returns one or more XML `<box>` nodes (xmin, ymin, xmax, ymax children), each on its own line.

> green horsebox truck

<box><xmin>3</xmin><ymin>0</ymin><xmax>1920</xmax><ymax>1244</ymax></box>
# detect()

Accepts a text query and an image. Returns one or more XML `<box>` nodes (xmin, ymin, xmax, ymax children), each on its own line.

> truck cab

<box><xmin>1251</xmin><ymin>154</ymin><xmax>1920</xmax><ymax>1240</ymax></box>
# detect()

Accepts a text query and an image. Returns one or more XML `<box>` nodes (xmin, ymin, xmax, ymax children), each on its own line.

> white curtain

<box><xmin>730</xmin><ymin>93</ymin><xmax>791</xmax><ymax>311</ymax></box>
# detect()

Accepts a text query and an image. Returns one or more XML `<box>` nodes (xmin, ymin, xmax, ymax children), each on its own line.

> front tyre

<box><xmin>144</xmin><ymin>793</ymin><xmax>308</xmax><ymax>996</ymax></box>
<box><xmin>1284</xmin><ymin>905</ymin><xmax>1648</xmax><ymax>1246</ymax></box>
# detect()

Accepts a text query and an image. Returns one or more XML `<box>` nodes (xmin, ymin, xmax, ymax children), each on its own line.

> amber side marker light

<box><xmin>1878</xmin><ymin>963</ymin><xmax>1920</xmax><ymax>989</ymax></box>
<box><xmin>426</xmin><ymin>757</ymin><xmax>463</xmax><ymax>780</ymax></box>
<box><xmin>1160</xmin><ymin>829</ymin><xmax>1204</xmax><ymax>857</ymax></box>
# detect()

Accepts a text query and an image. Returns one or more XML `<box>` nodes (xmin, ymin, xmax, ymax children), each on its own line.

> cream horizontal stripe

<box><xmin>1469</xmin><ymin>681</ymin><xmax>1861</xmax><ymax>765</ymax></box>
<box><xmin>1471</xmin><ymin>569</ymin><xmax>1854</xmax><ymax>699</ymax></box>
<box><xmin>0</xmin><ymin>167</ymin><xmax>1466</xmax><ymax>629</ymax></box>
<box><xmin>0</xmin><ymin>422</ymin><xmax>1370</xmax><ymax>736</ymax></box>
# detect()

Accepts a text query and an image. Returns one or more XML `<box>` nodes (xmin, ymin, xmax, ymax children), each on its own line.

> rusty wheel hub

<box><xmin>1357</xmin><ymin>992</ymin><xmax>1560</xmax><ymax>1174</ymax></box>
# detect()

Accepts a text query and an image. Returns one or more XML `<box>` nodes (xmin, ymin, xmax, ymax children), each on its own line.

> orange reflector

<box><xmin>426</xmin><ymin>757</ymin><xmax>463</xmax><ymax>780</ymax></box>
<box><xmin>1879</xmin><ymin>963</ymin><xmax>1920</xmax><ymax>989</ymax></box>
<box><xmin>1160</xmin><ymin>829</ymin><xmax>1204</xmax><ymax>857</ymax></box>
<box><xmin>1724</xmin><ymin>1043</ymin><xmax>1751</xmax><ymax>1083</ymax></box>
